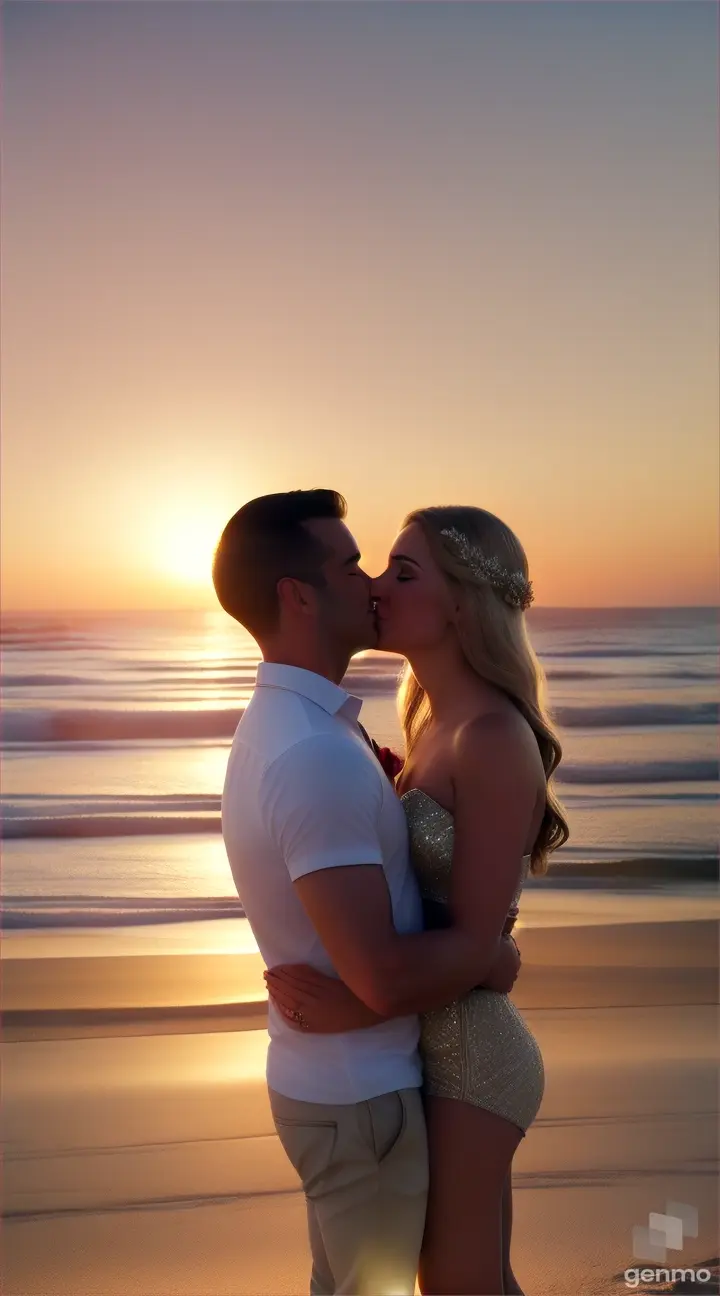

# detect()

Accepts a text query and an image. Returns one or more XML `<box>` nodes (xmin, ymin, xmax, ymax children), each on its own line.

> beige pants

<box><xmin>269</xmin><ymin>1086</ymin><xmax>428</xmax><ymax>1296</ymax></box>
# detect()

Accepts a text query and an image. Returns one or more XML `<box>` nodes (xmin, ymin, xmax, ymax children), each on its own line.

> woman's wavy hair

<box><xmin>398</xmin><ymin>506</ymin><xmax>569</xmax><ymax>874</ymax></box>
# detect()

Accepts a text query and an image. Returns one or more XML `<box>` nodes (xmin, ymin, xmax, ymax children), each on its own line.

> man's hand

<box><xmin>481</xmin><ymin>935</ymin><xmax>521</xmax><ymax>994</ymax></box>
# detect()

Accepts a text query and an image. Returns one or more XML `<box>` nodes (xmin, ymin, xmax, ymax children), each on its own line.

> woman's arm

<box><xmin>265</xmin><ymin>964</ymin><xmax>390</xmax><ymax>1033</ymax></box>
<box><xmin>445</xmin><ymin>711</ymin><xmax>538</xmax><ymax>980</ymax></box>
<box><xmin>265</xmin><ymin>904</ymin><xmax>521</xmax><ymax>1032</ymax></box>
<box><xmin>266</xmin><ymin>934</ymin><xmax>522</xmax><ymax>1033</ymax></box>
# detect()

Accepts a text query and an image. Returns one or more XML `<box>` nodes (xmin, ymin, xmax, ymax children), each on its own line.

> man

<box><xmin>212</xmin><ymin>490</ymin><xmax>520</xmax><ymax>1296</ymax></box>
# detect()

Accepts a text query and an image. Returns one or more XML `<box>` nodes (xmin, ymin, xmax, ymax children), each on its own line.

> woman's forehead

<box><xmin>390</xmin><ymin>522</ymin><xmax>428</xmax><ymax>561</ymax></box>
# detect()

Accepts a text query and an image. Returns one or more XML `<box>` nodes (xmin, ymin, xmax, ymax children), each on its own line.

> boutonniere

<box><xmin>375</xmin><ymin>745</ymin><xmax>405</xmax><ymax>782</ymax></box>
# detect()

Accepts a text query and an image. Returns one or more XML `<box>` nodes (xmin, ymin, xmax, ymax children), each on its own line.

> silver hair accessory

<box><xmin>440</xmin><ymin>527</ymin><xmax>534</xmax><ymax>611</ymax></box>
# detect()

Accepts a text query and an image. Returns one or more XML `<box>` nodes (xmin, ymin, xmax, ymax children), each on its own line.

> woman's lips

<box><xmin>370</xmin><ymin>600</ymin><xmax>384</xmax><ymax>622</ymax></box>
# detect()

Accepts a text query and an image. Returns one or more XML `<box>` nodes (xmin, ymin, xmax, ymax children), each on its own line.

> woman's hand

<box><xmin>503</xmin><ymin>904</ymin><xmax>519</xmax><ymax>936</ymax></box>
<box><xmin>264</xmin><ymin>963</ymin><xmax>388</xmax><ymax>1033</ymax></box>
<box><xmin>481</xmin><ymin>934</ymin><xmax>521</xmax><ymax>993</ymax></box>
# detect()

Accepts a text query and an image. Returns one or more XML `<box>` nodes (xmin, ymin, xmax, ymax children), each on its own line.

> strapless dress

<box><xmin>402</xmin><ymin>788</ymin><xmax>544</xmax><ymax>1134</ymax></box>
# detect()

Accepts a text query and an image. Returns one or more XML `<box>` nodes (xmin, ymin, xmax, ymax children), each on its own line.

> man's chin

<box><xmin>353</xmin><ymin>620</ymin><xmax>380</xmax><ymax>652</ymax></box>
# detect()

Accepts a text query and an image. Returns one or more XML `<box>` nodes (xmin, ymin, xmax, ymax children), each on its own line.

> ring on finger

<box><xmin>286</xmin><ymin>1007</ymin><xmax>307</xmax><ymax>1028</ymax></box>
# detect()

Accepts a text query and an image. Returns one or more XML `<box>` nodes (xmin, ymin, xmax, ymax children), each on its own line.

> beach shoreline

<box><xmin>2</xmin><ymin>916</ymin><xmax>717</xmax><ymax>1037</ymax></box>
<box><xmin>3</xmin><ymin>915</ymin><xmax>718</xmax><ymax>1295</ymax></box>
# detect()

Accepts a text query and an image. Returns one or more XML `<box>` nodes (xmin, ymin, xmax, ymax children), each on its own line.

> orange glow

<box><xmin>3</xmin><ymin>4</ymin><xmax>717</xmax><ymax>611</ymax></box>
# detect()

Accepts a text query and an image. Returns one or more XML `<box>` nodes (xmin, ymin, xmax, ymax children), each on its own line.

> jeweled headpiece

<box><xmin>440</xmin><ymin>527</ymin><xmax>534</xmax><ymax>611</ymax></box>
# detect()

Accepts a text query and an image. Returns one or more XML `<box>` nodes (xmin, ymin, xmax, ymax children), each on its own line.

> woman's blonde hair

<box><xmin>398</xmin><ymin>505</ymin><xmax>569</xmax><ymax>874</ymax></box>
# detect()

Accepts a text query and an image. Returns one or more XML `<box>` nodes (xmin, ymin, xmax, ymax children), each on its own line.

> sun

<box><xmin>156</xmin><ymin>515</ymin><xmax>221</xmax><ymax>587</ymax></box>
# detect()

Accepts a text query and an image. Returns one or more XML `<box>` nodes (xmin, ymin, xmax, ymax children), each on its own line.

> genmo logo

<box><xmin>624</xmin><ymin>1201</ymin><xmax>713</xmax><ymax>1289</ymax></box>
<box><xmin>624</xmin><ymin>1265</ymin><xmax>714</xmax><ymax>1289</ymax></box>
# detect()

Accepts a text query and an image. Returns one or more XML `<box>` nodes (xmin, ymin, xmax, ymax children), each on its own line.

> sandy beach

<box><xmin>3</xmin><ymin>0</ymin><xmax>719</xmax><ymax>1282</ymax></box>
<box><xmin>2</xmin><ymin>916</ymin><xmax>718</xmax><ymax>1296</ymax></box>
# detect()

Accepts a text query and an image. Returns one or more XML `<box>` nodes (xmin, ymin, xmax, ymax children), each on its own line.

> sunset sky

<box><xmin>2</xmin><ymin>2</ymin><xmax>717</xmax><ymax>611</ymax></box>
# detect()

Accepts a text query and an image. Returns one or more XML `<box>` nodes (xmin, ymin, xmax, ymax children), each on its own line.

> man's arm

<box><xmin>293</xmin><ymin>865</ymin><xmax>520</xmax><ymax>1017</ymax></box>
<box><xmin>266</xmin><ymin>730</ymin><xmax>530</xmax><ymax>1021</ymax></box>
<box><xmin>264</xmin><ymin>735</ymin><xmax>520</xmax><ymax>1018</ymax></box>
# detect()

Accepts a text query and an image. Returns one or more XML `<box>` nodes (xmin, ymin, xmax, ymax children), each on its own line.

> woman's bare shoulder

<box><xmin>452</xmin><ymin>707</ymin><xmax>541</xmax><ymax>783</ymax></box>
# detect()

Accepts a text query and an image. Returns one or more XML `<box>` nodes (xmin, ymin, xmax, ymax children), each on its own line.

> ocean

<box><xmin>1</xmin><ymin>606</ymin><xmax>717</xmax><ymax>939</ymax></box>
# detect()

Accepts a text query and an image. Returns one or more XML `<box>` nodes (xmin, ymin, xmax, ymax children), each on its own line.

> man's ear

<box><xmin>277</xmin><ymin>576</ymin><xmax>312</xmax><ymax>616</ymax></box>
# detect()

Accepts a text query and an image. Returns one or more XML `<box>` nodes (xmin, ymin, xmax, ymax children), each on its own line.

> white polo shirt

<box><xmin>221</xmin><ymin>661</ymin><xmax>423</xmax><ymax>1104</ymax></box>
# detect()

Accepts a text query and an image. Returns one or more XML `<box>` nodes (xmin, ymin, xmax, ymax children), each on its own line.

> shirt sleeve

<box><xmin>261</xmin><ymin>732</ymin><xmax>385</xmax><ymax>882</ymax></box>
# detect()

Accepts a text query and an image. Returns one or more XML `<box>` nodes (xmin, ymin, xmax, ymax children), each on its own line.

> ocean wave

<box><xmin>544</xmin><ymin>645</ymin><xmax>714</xmax><ymax>659</ymax></box>
<box><xmin>0</xmin><ymin>672</ymin><xmax>258</xmax><ymax>689</ymax></box>
<box><xmin>549</xmin><ymin>667</ymin><xmax>715</xmax><ymax>682</ymax></box>
<box><xmin>1</xmin><ymin>896</ymin><xmax>245</xmax><ymax>929</ymax></box>
<box><xmin>1</xmin><ymin>708</ymin><xmax>244</xmax><ymax>743</ymax></box>
<box><xmin>0</xmin><ymin>633</ymin><xmax>111</xmax><ymax>650</ymax></box>
<box><xmin>1</xmin><ymin>815</ymin><xmax>221</xmax><ymax>840</ymax></box>
<box><xmin>2</xmin><ymin>666</ymin><xmax>714</xmax><ymax>695</ymax></box>
<box><xmin>2</xmin><ymin>739</ymin><xmax>231</xmax><ymax>754</ymax></box>
<box><xmin>4</xmin><ymin>793</ymin><xmax>220</xmax><ymax>813</ymax></box>
<box><xmin>343</xmin><ymin>672</ymin><xmax>403</xmax><ymax>694</ymax></box>
<box><xmin>3</xmin><ymin>857</ymin><xmax>717</xmax><ymax>930</ymax></box>
<box><xmin>554</xmin><ymin>702</ymin><xmax>717</xmax><ymax>728</ymax></box>
<box><xmin>0</xmin><ymin>674</ymin><xmax>99</xmax><ymax>688</ymax></box>
<box><xmin>557</xmin><ymin>759</ymin><xmax>719</xmax><ymax>784</ymax></box>
<box><xmin>2</xmin><ymin>699</ymin><xmax>716</xmax><ymax>745</ymax></box>
<box><xmin>1</xmin><ymin>793</ymin><xmax>222</xmax><ymax>838</ymax></box>
<box><xmin>5</xmin><ymin>798</ymin><xmax>716</xmax><ymax>841</ymax></box>
<box><xmin>540</xmin><ymin>854</ymin><xmax>718</xmax><ymax>884</ymax></box>
<box><xmin>111</xmin><ymin>659</ymin><xmax>258</xmax><ymax>674</ymax></box>
<box><xmin>4</xmin><ymin>769</ymin><xmax>717</xmax><ymax>841</ymax></box>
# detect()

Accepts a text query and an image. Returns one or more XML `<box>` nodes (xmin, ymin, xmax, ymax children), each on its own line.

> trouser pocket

<box><xmin>272</xmin><ymin>1115</ymin><xmax>339</xmax><ymax>1198</ymax></box>
<box><xmin>360</xmin><ymin>1089</ymin><xmax>407</xmax><ymax>1164</ymax></box>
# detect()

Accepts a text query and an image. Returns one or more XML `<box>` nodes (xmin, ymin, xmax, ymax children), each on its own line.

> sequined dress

<box><xmin>402</xmin><ymin>788</ymin><xmax>544</xmax><ymax>1133</ymax></box>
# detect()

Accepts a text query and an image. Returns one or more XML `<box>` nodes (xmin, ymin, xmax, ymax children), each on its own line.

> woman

<box><xmin>266</xmin><ymin>506</ymin><xmax>569</xmax><ymax>1294</ymax></box>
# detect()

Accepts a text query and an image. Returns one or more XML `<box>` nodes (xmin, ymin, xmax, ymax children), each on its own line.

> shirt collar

<box><xmin>255</xmin><ymin>661</ymin><xmax>363</xmax><ymax>722</ymax></box>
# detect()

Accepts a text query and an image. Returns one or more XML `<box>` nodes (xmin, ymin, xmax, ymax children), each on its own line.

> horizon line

<box><xmin>2</xmin><ymin>604</ymin><xmax>718</xmax><ymax>616</ymax></box>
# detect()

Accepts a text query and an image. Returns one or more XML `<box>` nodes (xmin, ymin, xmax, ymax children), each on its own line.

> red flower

<box><xmin>376</xmin><ymin>745</ymin><xmax>405</xmax><ymax>781</ymax></box>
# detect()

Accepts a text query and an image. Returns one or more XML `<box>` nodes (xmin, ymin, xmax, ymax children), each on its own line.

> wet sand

<box><xmin>2</xmin><ymin>919</ymin><xmax>718</xmax><ymax>1295</ymax></box>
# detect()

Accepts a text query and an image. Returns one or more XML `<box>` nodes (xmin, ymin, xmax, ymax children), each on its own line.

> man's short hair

<box><xmin>212</xmin><ymin>489</ymin><xmax>347</xmax><ymax>636</ymax></box>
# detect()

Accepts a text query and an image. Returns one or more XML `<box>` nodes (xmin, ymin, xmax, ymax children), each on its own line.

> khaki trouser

<box><xmin>269</xmin><ymin>1086</ymin><xmax>428</xmax><ymax>1296</ymax></box>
